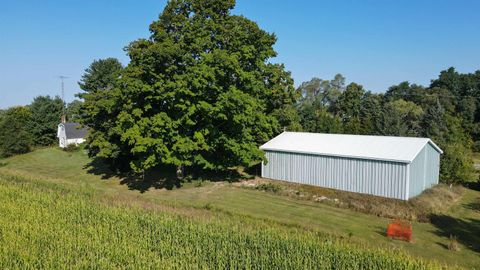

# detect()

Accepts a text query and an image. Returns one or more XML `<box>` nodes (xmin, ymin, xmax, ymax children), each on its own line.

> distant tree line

<box><xmin>294</xmin><ymin>69</ymin><xmax>480</xmax><ymax>184</ymax></box>
<box><xmin>0</xmin><ymin>96</ymin><xmax>81</xmax><ymax>157</ymax></box>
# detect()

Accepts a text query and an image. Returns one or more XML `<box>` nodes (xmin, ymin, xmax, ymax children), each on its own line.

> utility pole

<box><xmin>59</xmin><ymin>76</ymin><xmax>68</xmax><ymax>123</ymax></box>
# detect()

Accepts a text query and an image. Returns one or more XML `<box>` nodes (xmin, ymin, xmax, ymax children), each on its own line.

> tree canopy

<box><xmin>295</xmin><ymin>68</ymin><xmax>479</xmax><ymax>184</ymax></box>
<box><xmin>66</xmin><ymin>100</ymin><xmax>84</xmax><ymax>123</ymax></box>
<box><xmin>79</xmin><ymin>0</ymin><xmax>296</xmax><ymax>173</ymax></box>
<box><xmin>28</xmin><ymin>95</ymin><xmax>63</xmax><ymax>146</ymax></box>
<box><xmin>78</xmin><ymin>58</ymin><xmax>124</xmax><ymax>94</ymax></box>
<box><xmin>0</xmin><ymin>106</ymin><xmax>33</xmax><ymax>157</ymax></box>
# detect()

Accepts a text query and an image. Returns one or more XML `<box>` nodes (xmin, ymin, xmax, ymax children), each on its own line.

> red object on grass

<box><xmin>386</xmin><ymin>220</ymin><xmax>412</xmax><ymax>242</ymax></box>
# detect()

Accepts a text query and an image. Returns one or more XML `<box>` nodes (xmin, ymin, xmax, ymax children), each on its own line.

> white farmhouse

<box><xmin>57</xmin><ymin>123</ymin><xmax>88</xmax><ymax>148</ymax></box>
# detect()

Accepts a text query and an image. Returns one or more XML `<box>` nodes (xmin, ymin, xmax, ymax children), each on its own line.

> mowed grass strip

<box><xmin>0</xmin><ymin>173</ymin><xmax>441</xmax><ymax>270</ymax></box>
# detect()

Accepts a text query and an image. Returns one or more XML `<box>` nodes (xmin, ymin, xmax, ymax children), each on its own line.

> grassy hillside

<box><xmin>0</xmin><ymin>148</ymin><xmax>479</xmax><ymax>268</ymax></box>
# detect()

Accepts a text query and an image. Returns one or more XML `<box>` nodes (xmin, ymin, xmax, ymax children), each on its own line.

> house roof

<box><xmin>260</xmin><ymin>132</ymin><xmax>443</xmax><ymax>163</ymax></box>
<box><xmin>61</xmin><ymin>123</ymin><xmax>88</xmax><ymax>139</ymax></box>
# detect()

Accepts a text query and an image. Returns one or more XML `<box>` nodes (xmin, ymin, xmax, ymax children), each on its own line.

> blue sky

<box><xmin>0</xmin><ymin>0</ymin><xmax>479</xmax><ymax>108</ymax></box>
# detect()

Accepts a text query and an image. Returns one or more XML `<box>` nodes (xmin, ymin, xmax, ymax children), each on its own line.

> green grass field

<box><xmin>0</xmin><ymin>148</ymin><xmax>479</xmax><ymax>268</ymax></box>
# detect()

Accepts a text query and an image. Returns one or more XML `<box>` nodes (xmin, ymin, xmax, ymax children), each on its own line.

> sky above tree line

<box><xmin>0</xmin><ymin>0</ymin><xmax>479</xmax><ymax>109</ymax></box>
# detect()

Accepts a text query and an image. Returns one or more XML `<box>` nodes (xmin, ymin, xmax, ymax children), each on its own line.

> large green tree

<box><xmin>28</xmin><ymin>95</ymin><xmax>63</xmax><ymax>146</ymax></box>
<box><xmin>0</xmin><ymin>106</ymin><xmax>33</xmax><ymax>157</ymax></box>
<box><xmin>82</xmin><ymin>0</ymin><xmax>296</xmax><ymax>174</ymax></box>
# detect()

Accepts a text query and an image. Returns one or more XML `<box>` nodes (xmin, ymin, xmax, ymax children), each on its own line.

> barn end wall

<box><xmin>408</xmin><ymin>143</ymin><xmax>440</xmax><ymax>199</ymax></box>
<box><xmin>408</xmin><ymin>147</ymin><xmax>425</xmax><ymax>198</ymax></box>
<box><xmin>425</xmin><ymin>143</ymin><xmax>440</xmax><ymax>187</ymax></box>
<box><xmin>262</xmin><ymin>151</ymin><xmax>409</xmax><ymax>200</ymax></box>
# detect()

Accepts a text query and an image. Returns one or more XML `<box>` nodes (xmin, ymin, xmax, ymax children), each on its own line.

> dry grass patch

<box><xmin>239</xmin><ymin>178</ymin><xmax>465</xmax><ymax>223</ymax></box>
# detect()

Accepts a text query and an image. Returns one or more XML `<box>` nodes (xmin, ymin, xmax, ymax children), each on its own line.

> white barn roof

<box><xmin>260</xmin><ymin>132</ymin><xmax>443</xmax><ymax>163</ymax></box>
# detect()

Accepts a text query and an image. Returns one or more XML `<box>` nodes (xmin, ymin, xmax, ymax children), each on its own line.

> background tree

<box><xmin>0</xmin><ymin>106</ymin><xmax>33</xmax><ymax>157</ymax></box>
<box><xmin>421</xmin><ymin>98</ymin><xmax>448</xmax><ymax>142</ymax></box>
<box><xmin>271</xmin><ymin>104</ymin><xmax>302</xmax><ymax>131</ymax></box>
<box><xmin>66</xmin><ymin>100</ymin><xmax>84</xmax><ymax>123</ymax></box>
<box><xmin>295</xmin><ymin>67</ymin><xmax>480</xmax><ymax>185</ymax></box>
<box><xmin>335</xmin><ymin>83</ymin><xmax>365</xmax><ymax>134</ymax></box>
<box><xmin>431</xmin><ymin>67</ymin><xmax>480</xmax><ymax>140</ymax></box>
<box><xmin>81</xmin><ymin>0</ymin><xmax>296</xmax><ymax>174</ymax></box>
<box><xmin>380</xmin><ymin>99</ymin><xmax>423</xmax><ymax>136</ymax></box>
<box><xmin>28</xmin><ymin>95</ymin><xmax>63</xmax><ymax>146</ymax></box>
<box><xmin>359</xmin><ymin>92</ymin><xmax>383</xmax><ymax>135</ymax></box>
<box><xmin>297</xmin><ymin>74</ymin><xmax>345</xmax><ymax>107</ymax></box>
<box><xmin>296</xmin><ymin>75</ymin><xmax>345</xmax><ymax>133</ymax></box>
<box><xmin>77</xmin><ymin>58</ymin><xmax>123</xmax><ymax>131</ymax></box>
<box><xmin>439</xmin><ymin>115</ymin><xmax>476</xmax><ymax>183</ymax></box>
<box><xmin>76</xmin><ymin>58</ymin><xmax>125</xmax><ymax>169</ymax></box>
<box><xmin>78</xmin><ymin>58</ymin><xmax>124</xmax><ymax>94</ymax></box>
<box><xmin>384</xmin><ymin>82</ymin><xmax>426</xmax><ymax>104</ymax></box>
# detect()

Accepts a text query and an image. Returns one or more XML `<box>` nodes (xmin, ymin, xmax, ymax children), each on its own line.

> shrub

<box><xmin>255</xmin><ymin>183</ymin><xmax>282</xmax><ymax>193</ymax></box>
<box><xmin>63</xmin><ymin>144</ymin><xmax>79</xmax><ymax>152</ymax></box>
<box><xmin>473</xmin><ymin>141</ymin><xmax>480</xmax><ymax>152</ymax></box>
<box><xmin>448</xmin><ymin>235</ymin><xmax>460</xmax><ymax>252</ymax></box>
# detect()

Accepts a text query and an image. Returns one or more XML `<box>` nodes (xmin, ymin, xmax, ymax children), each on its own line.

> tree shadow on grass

<box><xmin>464</xmin><ymin>199</ymin><xmax>480</xmax><ymax>212</ymax></box>
<box><xmin>429</xmin><ymin>214</ymin><xmax>480</xmax><ymax>253</ymax></box>
<box><xmin>83</xmin><ymin>157</ymin><xmax>118</xmax><ymax>180</ymax></box>
<box><xmin>83</xmin><ymin>157</ymin><xmax>249</xmax><ymax>193</ymax></box>
<box><xmin>119</xmin><ymin>172</ymin><xmax>181</xmax><ymax>193</ymax></box>
<box><xmin>83</xmin><ymin>158</ymin><xmax>180</xmax><ymax>193</ymax></box>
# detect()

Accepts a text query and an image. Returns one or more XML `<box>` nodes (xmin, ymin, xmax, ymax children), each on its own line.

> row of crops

<box><xmin>0</xmin><ymin>173</ymin><xmax>441</xmax><ymax>269</ymax></box>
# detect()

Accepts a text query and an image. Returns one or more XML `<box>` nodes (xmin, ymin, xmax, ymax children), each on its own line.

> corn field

<box><xmin>0</xmin><ymin>173</ymin><xmax>442</xmax><ymax>269</ymax></box>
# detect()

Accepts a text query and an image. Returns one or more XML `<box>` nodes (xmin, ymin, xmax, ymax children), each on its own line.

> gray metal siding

<box><xmin>408</xmin><ymin>143</ymin><xmax>441</xmax><ymax>199</ymax></box>
<box><xmin>262</xmin><ymin>151</ymin><xmax>408</xmax><ymax>200</ymax></box>
<box><xmin>425</xmin><ymin>143</ymin><xmax>440</xmax><ymax>187</ymax></box>
<box><xmin>408</xmin><ymin>147</ymin><xmax>426</xmax><ymax>198</ymax></box>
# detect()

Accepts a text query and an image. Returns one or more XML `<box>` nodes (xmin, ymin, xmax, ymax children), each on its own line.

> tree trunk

<box><xmin>176</xmin><ymin>165</ymin><xmax>184</xmax><ymax>180</ymax></box>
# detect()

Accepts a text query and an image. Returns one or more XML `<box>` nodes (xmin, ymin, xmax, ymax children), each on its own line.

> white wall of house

<box><xmin>66</xmin><ymin>138</ymin><xmax>85</xmax><ymax>147</ymax></box>
<box><xmin>58</xmin><ymin>125</ymin><xmax>67</xmax><ymax>148</ymax></box>
<box><xmin>57</xmin><ymin>124</ymin><xmax>86</xmax><ymax>148</ymax></box>
<box><xmin>58</xmin><ymin>136</ymin><xmax>85</xmax><ymax>148</ymax></box>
